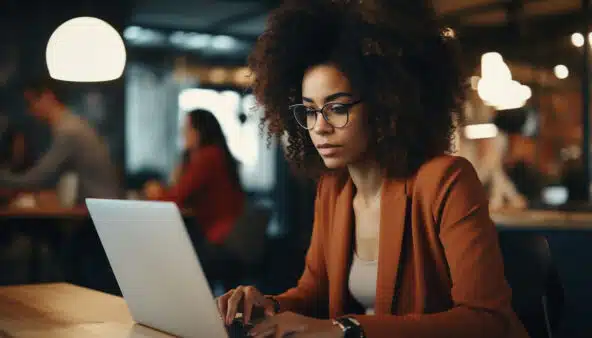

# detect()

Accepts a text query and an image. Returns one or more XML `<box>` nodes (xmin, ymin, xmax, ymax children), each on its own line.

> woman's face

<box><xmin>184</xmin><ymin>116</ymin><xmax>200</xmax><ymax>150</ymax></box>
<box><xmin>302</xmin><ymin>64</ymin><xmax>370</xmax><ymax>169</ymax></box>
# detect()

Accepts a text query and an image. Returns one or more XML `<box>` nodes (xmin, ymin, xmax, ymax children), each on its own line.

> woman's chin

<box><xmin>321</xmin><ymin>157</ymin><xmax>348</xmax><ymax>169</ymax></box>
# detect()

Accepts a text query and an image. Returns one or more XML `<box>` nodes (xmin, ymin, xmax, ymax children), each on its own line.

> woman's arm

<box><xmin>273</xmin><ymin>177</ymin><xmax>330</xmax><ymax>318</ymax></box>
<box><xmin>348</xmin><ymin>157</ymin><xmax>522</xmax><ymax>338</ymax></box>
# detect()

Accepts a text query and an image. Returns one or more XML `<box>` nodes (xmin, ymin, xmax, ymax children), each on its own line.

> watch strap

<box><xmin>333</xmin><ymin>316</ymin><xmax>366</xmax><ymax>338</ymax></box>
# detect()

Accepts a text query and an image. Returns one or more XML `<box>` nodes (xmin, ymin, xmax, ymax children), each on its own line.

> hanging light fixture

<box><xmin>477</xmin><ymin>52</ymin><xmax>531</xmax><ymax>110</ymax></box>
<box><xmin>46</xmin><ymin>17</ymin><xmax>126</xmax><ymax>82</ymax></box>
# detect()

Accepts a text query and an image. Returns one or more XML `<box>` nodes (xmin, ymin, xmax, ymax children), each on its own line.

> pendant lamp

<box><xmin>46</xmin><ymin>16</ymin><xmax>126</xmax><ymax>82</ymax></box>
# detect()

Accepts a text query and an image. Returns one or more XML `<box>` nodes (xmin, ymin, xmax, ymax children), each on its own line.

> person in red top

<box><xmin>144</xmin><ymin>108</ymin><xmax>245</xmax><ymax>246</ymax></box>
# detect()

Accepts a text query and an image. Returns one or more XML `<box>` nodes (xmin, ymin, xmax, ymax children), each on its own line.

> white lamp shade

<box><xmin>46</xmin><ymin>17</ymin><xmax>126</xmax><ymax>82</ymax></box>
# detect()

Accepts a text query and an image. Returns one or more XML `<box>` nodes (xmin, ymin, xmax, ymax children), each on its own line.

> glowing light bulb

<box><xmin>554</xmin><ymin>65</ymin><xmax>569</xmax><ymax>79</ymax></box>
<box><xmin>46</xmin><ymin>17</ymin><xmax>126</xmax><ymax>82</ymax></box>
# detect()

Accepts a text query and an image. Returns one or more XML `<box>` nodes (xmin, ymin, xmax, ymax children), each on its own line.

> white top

<box><xmin>348</xmin><ymin>252</ymin><xmax>378</xmax><ymax>315</ymax></box>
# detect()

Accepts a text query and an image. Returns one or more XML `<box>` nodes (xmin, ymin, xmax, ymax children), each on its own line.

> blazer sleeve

<box><xmin>351</xmin><ymin>157</ymin><xmax>520</xmax><ymax>338</ymax></box>
<box><xmin>273</xmin><ymin>177</ymin><xmax>330</xmax><ymax>317</ymax></box>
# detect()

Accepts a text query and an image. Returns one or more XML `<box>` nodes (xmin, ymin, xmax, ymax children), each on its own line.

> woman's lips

<box><xmin>316</xmin><ymin>144</ymin><xmax>341</xmax><ymax>157</ymax></box>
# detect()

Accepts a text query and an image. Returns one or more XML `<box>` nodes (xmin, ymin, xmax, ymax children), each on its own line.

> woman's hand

<box><xmin>216</xmin><ymin>286</ymin><xmax>276</xmax><ymax>325</ymax></box>
<box><xmin>249</xmin><ymin>312</ymin><xmax>343</xmax><ymax>338</ymax></box>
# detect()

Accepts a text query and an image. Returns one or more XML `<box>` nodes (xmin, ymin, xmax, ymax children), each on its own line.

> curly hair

<box><xmin>249</xmin><ymin>0</ymin><xmax>465</xmax><ymax>178</ymax></box>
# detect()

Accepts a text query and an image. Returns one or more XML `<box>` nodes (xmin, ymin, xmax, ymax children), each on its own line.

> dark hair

<box><xmin>186</xmin><ymin>109</ymin><xmax>242</xmax><ymax>189</ymax></box>
<box><xmin>249</xmin><ymin>0</ymin><xmax>465</xmax><ymax>178</ymax></box>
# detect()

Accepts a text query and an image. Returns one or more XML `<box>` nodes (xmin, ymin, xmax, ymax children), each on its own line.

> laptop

<box><xmin>86</xmin><ymin>198</ymin><xmax>252</xmax><ymax>338</ymax></box>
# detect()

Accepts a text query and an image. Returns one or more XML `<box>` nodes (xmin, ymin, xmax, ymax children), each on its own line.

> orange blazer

<box><xmin>274</xmin><ymin>156</ymin><xmax>529</xmax><ymax>338</ymax></box>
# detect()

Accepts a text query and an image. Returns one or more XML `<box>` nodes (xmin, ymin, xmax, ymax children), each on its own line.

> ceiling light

<box><xmin>47</xmin><ymin>17</ymin><xmax>126</xmax><ymax>82</ymax></box>
<box><xmin>554</xmin><ymin>64</ymin><xmax>569</xmax><ymax>79</ymax></box>
<box><xmin>572</xmin><ymin>33</ymin><xmax>585</xmax><ymax>47</ymax></box>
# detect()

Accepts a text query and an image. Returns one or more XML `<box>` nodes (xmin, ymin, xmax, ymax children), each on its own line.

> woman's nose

<box><xmin>313</xmin><ymin>112</ymin><xmax>333</xmax><ymax>134</ymax></box>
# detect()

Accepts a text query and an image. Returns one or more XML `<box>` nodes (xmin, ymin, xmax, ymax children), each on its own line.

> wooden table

<box><xmin>0</xmin><ymin>206</ymin><xmax>196</xmax><ymax>285</ymax></box>
<box><xmin>0</xmin><ymin>207</ymin><xmax>89</xmax><ymax>220</ymax></box>
<box><xmin>0</xmin><ymin>208</ymin><xmax>92</xmax><ymax>284</ymax></box>
<box><xmin>0</xmin><ymin>283</ymin><xmax>174</xmax><ymax>337</ymax></box>
<box><xmin>492</xmin><ymin>209</ymin><xmax>592</xmax><ymax>230</ymax></box>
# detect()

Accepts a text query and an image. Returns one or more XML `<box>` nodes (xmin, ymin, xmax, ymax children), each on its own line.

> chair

<box><xmin>204</xmin><ymin>202</ymin><xmax>272</xmax><ymax>293</ymax></box>
<box><xmin>497</xmin><ymin>231</ymin><xmax>564</xmax><ymax>338</ymax></box>
<box><xmin>223</xmin><ymin>203</ymin><xmax>272</xmax><ymax>268</ymax></box>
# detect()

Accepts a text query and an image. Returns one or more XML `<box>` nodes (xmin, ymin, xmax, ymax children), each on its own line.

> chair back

<box><xmin>498</xmin><ymin>231</ymin><xmax>563</xmax><ymax>338</ymax></box>
<box><xmin>223</xmin><ymin>203</ymin><xmax>272</xmax><ymax>267</ymax></box>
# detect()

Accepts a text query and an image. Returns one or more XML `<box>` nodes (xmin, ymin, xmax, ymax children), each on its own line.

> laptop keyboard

<box><xmin>226</xmin><ymin>318</ymin><xmax>253</xmax><ymax>338</ymax></box>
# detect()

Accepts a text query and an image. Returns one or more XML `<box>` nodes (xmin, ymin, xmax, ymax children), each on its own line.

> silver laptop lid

<box><xmin>86</xmin><ymin>198</ymin><xmax>228</xmax><ymax>338</ymax></box>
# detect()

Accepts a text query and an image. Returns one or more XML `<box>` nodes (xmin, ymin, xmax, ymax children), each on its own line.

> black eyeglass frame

<box><xmin>289</xmin><ymin>99</ymin><xmax>363</xmax><ymax>130</ymax></box>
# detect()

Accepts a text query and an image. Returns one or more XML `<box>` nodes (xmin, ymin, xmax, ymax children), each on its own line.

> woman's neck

<box><xmin>348</xmin><ymin>160</ymin><xmax>384</xmax><ymax>204</ymax></box>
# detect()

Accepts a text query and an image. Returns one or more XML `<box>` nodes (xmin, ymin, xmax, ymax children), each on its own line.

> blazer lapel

<box><xmin>328</xmin><ymin>177</ymin><xmax>354</xmax><ymax>317</ymax></box>
<box><xmin>374</xmin><ymin>178</ymin><xmax>409</xmax><ymax>314</ymax></box>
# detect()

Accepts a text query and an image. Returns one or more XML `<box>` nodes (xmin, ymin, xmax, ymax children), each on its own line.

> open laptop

<box><xmin>86</xmin><ymin>198</ymin><xmax>252</xmax><ymax>338</ymax></box>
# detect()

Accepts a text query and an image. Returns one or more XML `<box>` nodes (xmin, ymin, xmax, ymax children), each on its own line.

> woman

<box><xmin>218</xmin><ymin>1</ymin><xmax>529</xmax><ymax>338</ymax></box>
<box><xmin>145</xmin><ymin>108</ymin><xmax>245</xmax><ymax>246</ymax></box>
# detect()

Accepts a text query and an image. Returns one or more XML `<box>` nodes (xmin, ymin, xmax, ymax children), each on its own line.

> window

<box><xmin>178</xmin><ymin>88</ymin><xmax>276</xmax><ymax>191</ymax></box>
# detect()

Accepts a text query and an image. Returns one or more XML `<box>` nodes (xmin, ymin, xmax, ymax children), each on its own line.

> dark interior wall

<box><xmin>0</xmin><ymin>0</ymin><xmax>132</xmax><ymax>178</ymax></box>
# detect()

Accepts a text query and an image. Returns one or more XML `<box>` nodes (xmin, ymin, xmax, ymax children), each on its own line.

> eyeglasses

<box><xmin>289</xmin><ymin>100</ymin><xmax>362</xmax><ymax>130</ymax></box>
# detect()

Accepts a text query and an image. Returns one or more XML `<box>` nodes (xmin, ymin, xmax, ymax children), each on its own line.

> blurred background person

<box><xmin>0</xmin><ymin>77</ymin><xmax>121</xmax><ymax>205</ymax></box>
<box><xmin>144</xmin><ymin>108</ymin><xmax>245</xmax><ymax>287</ymax></box>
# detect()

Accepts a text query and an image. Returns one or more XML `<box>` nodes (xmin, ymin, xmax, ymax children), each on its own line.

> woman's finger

<box><xmin>252</xmin><ymin>324</ymin><xmax>276</xmax><ymax>338</ymax></box>
<box><xmin>226</xmin><ymin>286</ymin><xmax>245</xmax><ymax>324</ymax></box>
<box><xmin>242</xmin><ymin>286</ymin><xmax>260</xmax><ymax>324</ymax></box>
<box><xmin>250</xmin><ymin>316</ymin><xmax>277</xmax><ymax>337</ymax></box>
<box><xmin>271</xmin><ymin>323</ymin><xmax>305</xmax><ymax>338</ymax></box>
<box><xmin>277</xmin><ymin>324</ymin><xmax>307</xmax><ymax>338</ymax></box>
<box><xmin>216</xmin><ymin>289</ymin><xmax>234</xmax><ymax>318</ymax></box>
<box><xmin>251</xmin><ymin>313</ymin><xmax>307</xmax><ymax>338</ymax></box>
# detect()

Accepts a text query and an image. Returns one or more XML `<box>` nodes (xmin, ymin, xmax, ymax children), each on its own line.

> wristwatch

<box><xmin>331</xmin><ymin>316</ymin><xmax>366</xmax><ymax>338</ymax></box>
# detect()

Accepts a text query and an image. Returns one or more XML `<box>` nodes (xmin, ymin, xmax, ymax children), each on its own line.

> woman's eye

<box><xmin>329</xmin><ymin>104</ymin><xmax>348</xmax><ymax>114</ymax></box>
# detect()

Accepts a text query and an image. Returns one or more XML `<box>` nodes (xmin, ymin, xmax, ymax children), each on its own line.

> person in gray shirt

<box><xmin>0</xmin><ymin>77</ymin><xmax>121</xmax><ymax>203</ymax></box>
